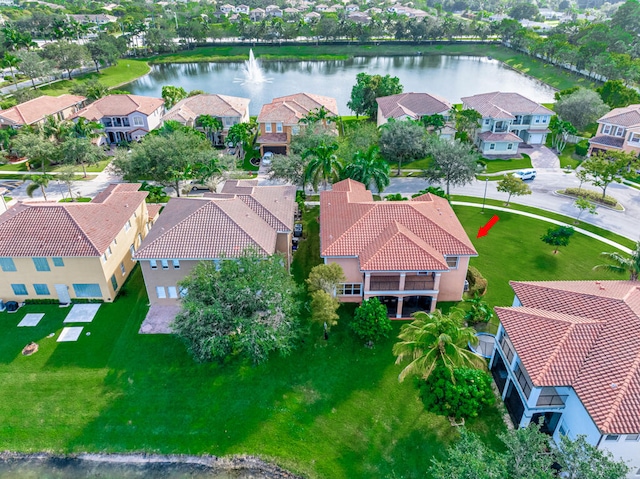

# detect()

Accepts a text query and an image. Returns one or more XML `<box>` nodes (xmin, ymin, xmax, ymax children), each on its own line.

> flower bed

<box><xmin>561</xmin><ymin>188</ymin><xmax>618</xmax><ymax>207</ymax></box>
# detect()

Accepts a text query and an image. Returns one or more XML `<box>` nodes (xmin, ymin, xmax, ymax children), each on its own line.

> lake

<box><xmin>125</xmin><ymin>55</ymin><xmax>557</xmax><ymax>115</ymax></box>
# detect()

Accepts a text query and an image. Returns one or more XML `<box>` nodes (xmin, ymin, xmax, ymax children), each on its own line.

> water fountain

<box><xmin>235</xmin><ymin>49</ymin><xmax>272</xmax><ymax>85</ymax></box>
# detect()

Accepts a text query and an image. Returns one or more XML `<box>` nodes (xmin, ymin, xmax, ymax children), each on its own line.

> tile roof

<box><xmin>478</xmin><ymin>131</ymin><xmax>523</xmax><ymax>142</ymax></box>
<box><xmin>257</xmin><ymin>133</ymin><xmax>288</xmax><ymax>144</ymax></box>
<box><xmin>161</xmin><ymin>94</ymin><xmax>249</xmax><ymax>124</ymax></box>
<box><xmin>461</xmin><ymin>92</ymin><xmax>554</xmax><ymax>118</ymax></box>
<box><xmin>135</xmin><ymin>182</ymin><xmax>296</xmax><ymax>260</ymax></box>
<box><xmin>320</xmin><ymin>179</ymin><xmax>477</xmax><ymax>272</ymax></box>
<box><xmin>0</xmin><ymin>183</ymin><xmax>147</xmax><ymax>257</ymax></box>
<box><xmin>599</xmin><ymin>105</ymin><xmax>640</xmax><ymax>127</ymax></box>
<box><xmin>589</xmin><ymin>135</ymin><xmax>625</xmax><ymax>148</ymax></box>
<box><xmin>71</xmin><ymin>94</ymin><xmax>164</xmax><ymax>121</ymax></box>
<box><xmin>0</xmin><ymin>94</ymin><xmax>86</xmax><ymax>126</ymax></box>
<box><xmin>257</xmin><ymin>93</ymin><xmax>338</xmax><ymax>124</ymax></box>
<box><xmin>497</xmin><ymin>280</ymin><xmax>640</xmax><ymax>434</ymax></box>
<box><xmin>376</xmin><ymin>92</ymin><xmax>451</xmax><ymax>120</ymax></box>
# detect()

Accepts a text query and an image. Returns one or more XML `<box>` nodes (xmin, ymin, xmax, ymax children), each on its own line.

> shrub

<box><xmin>563</xmin><ymin>188</ymin><xmax>617</xmax><ymax>206</ymax></box>
<box><xmin>351</xmin><ymin>297</ymin><xmax>392</xmax><ymax>346</ymax></box>
<box><xmin>419</xmin><ymin>366</ymin><xmax>495</xmax><ymax>419</ymax></box>
<box><xmin>466</xmin><ymin>266</ymin><xmax>488</xmax><ymax>296</ymax></box>
<box><xmin>574</xmin><ymin>139</ymin><xmax>589</xmax><ymax>157</ymax></box>
<box><xmin>384</xmin><ymin>193</ymin><xmax>408</xmax><ymax>201</ymax></box>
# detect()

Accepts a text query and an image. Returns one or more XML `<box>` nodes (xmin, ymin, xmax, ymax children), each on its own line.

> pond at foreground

<box><xmin>125</xmin><ymin>55</ymin><xmax>556</xmax><ymax>115</ymax></box>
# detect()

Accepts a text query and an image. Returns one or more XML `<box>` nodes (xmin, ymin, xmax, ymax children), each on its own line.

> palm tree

<box><xmin>57</xmin><ymin>165</ymin><xmax>78</xmax><ymax>201</ymax></box>
<box><xmin>196</xmin><ymin>115</ymin><xmax>223</xmax><ymax>145</ymax></box>
<box><xmin>25</xmin><ymin>174</ymin><xmax>53</xmax><ymax>201</ymax></box>
<box><xmin>393</xmin><ymin>309</ymin><xmax>485</xmax><ymax>382</ymax></box>
<box><xmin>593</xmin><ymin>241</ymin><xmax>640</xmax><ymax>281</ymax></box>
<box><xmin>303</xmin><ymin>142</ymin><xmax>341</xmax><ymax>191</ymax></box>
<box><xmin>341</xmin><ymin>146</ymin><xmax>390</xmax><ymax>193</ymax></box>
<box><xmin>71</xmin><ymin>117</ymin><xmax>104</xmax><ymax>141</ymax></box>
<box><xmin>42</xmin><ymin>116</ymin><xmax>71</xmax><ymax>144</ymax></box>
<box><xmin>2</xmin><ymin>52</ymin><xmax>21</xmax><ymax>87</ymax></box>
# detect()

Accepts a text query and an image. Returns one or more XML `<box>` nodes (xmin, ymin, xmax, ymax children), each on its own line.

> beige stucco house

<box><xmin>461</xmin><ymin>92</ymin><xmax>554</xmax><ymax>156</ymax></box>
<box><xmin>256</xmin><ymin>93</ymin><xmax>338</xmax><ymax>156</ymax></box>
<box><xmin>0</xmin><ymin>184</ymin><xmax>160</xmax><ymax>304</ymax></box>
<box><xmin>134</xmin><ymin>180</ymin><xmax>296</xmax><ymax>308</ymax></box>
<box><xmin>320</xmin><ymin>179</ymin><xmax>477</xmax><ymax>318</ymax></box>
<box><xmin>71</xmin><ymin>94</ymin><xmax>164</xmax><ymax>145</ymax></box>
<box><xmin>588</xmin><ymin>104</ymin><xmax>640</xmax><ymax>156</ymax></box>
<box><xmin>376</xmin><ymin>92</ymin><xmax>455</xmax><ymax>138</ymax></box>
<box><xmin>0</xmin><ymin>94</ymin><xmax>86</xmax><ymax>128</ymax></box>
<box><xmin>161</xmin><ymin>93</ymin><xmax>250</xmax><ymax>146</ymax></box>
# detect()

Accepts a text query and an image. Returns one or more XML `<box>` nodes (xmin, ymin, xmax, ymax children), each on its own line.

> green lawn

<box><xmin>37</xmin><ymin>59</ymin><xmax>150</xmax><ymax>96</ymax></box>
<box><xmin>482</xmin><ymin>155</ymin><xmax>533</xmax><ymax>174</ymax></box>
<box><xmin>0</xmin><ymin>204</ymin><xmax>626</xmax><ymax>477</ymax></box>
<box><xmin>556</xmin><ymin>144</ymin><xmax>583</xmax><ymax>169</ymax></box>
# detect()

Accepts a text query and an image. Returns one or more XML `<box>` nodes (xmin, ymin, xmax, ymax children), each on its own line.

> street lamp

<box><xmin>481</xmin><ymin>178</ymin><xmax>488</xmax><ymax>213</ymax></box>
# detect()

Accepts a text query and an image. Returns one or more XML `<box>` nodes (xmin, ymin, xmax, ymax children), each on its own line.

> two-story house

<box><xmin>162</xmin><ymin>94</ymin><xmax>250</xmax><ymax>146</ymax></box>
<box><xmin>134</xmin><ymin>180</ymin><xmax>296</xmax><ymax>313</ymax></box>
<box><xmin>461</xmin><ymin>92</ymin><xmax>554</xmax><ymax>156</ymax></box>
<box><xmin>257</xmin><ymin>93</ymin><xmax>338</xmax><ymax>156</ymax></box>
<box><xmin>320</xmin><ymin>179</ymin><xmax>477</xmax><ymax>318</ymax></box>
<box><xmin>0</xmin><ymin>184</ymin><xmax>160</xmax><ymax>304</ymax></box>
<box><xmin>376</xmin><ymin>92</ymin><xmax>455</xmax><ymax>138</ymax></box>
<box><xmin>588</xmin><ymin>104</ymin><xmax>640</xmax><ymax>156</ymax></box>
<box><xmin>71</xmin><ymin>94</ymin><xmax>164</xmax><ymax>145</ymax></box>
<box><xmin>0</xmin><ymin>94</ymin><xmax>86</xmax><ymax>129</ymax></box>
<box><xmin>490</xmin><ymin>280</ymin><xmax>640</xmax><ymax>478</ymax></box>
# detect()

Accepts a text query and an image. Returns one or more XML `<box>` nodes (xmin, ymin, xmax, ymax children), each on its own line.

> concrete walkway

<box><xmin>453</xmin><ymin>201</ymin><xmax>632</xmax><ymax>254</ymax></box>
<box><xmin>527</xmin><ymin>145</ymin><xmax>560</xmax><ymax>169</ymax></box>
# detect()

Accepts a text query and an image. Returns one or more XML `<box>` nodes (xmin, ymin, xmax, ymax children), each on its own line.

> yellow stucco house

<box><xmin>320</xmin><ymin>180</ymin><xmax>478</xmax><ymax>318</ymax></box>
<box><xmin>0</xmin><ymin>184</ymin><xmax>160</xmax><ymax>304</ymax></box>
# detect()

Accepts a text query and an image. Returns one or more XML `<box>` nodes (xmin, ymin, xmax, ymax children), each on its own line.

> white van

<box><xmin>512</xmin><ymin>169</ymin><xmax>537</xmax><ymax>180</ymax></box>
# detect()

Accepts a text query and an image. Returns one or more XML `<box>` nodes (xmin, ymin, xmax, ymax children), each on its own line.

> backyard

<box><xmin>0</xmin><ymin>205</ymin><xmax>626</xmax><ymax>478</ymax></box>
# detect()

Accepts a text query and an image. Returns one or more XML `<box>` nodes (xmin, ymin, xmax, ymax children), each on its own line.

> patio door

<box><xmin>55</xmin><ymin>284</ymin><xmax>71</xmax><ymax>305</ymax></box>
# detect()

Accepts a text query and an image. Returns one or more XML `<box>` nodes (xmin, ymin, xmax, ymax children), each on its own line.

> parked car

<box><xmin>512</xmin><ymin>168</ymin><xmax>537</xmax><ymax>180</ymax></box>
<box><xmin>262</xmin><ymin>151</ymin><xmax>274</xmax><ymax>165</ymax></box>
<box><xmin>294</xmin><ymin>223</ymin><xmax>303</xmax><ymax>237</ymax></box>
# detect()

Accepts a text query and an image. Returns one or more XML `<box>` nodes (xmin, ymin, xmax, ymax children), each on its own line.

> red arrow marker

<box><xmin>477</xmin><ymin>215</ymin><xmax>500</xmax><ymax>238</ymax></box>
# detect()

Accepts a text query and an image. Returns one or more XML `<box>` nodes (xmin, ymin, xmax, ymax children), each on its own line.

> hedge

<box><xmin>562</xmin><ymin>188</ymin><xmax>618</xmax><ymax>206</ymax></box>
<box><xmin>466</xmin><ymin>266</ymin><xmax>488</xmax><ymax>296</ymax></box>
<box><xmin>575</xmin><ymin>139</ymin><xmax>589</xmax><ymax>157</ymax></box>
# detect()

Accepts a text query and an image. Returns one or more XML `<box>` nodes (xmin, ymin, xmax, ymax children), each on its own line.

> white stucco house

<box><xmin>461</xmin><ymin>92</ymin><xmax>554</xmax><ymax>156</ymax></box>
<box><xmin>490</xmin><ymin>280</ymin><xmax>640</xmax><ymax>477</ymax></box>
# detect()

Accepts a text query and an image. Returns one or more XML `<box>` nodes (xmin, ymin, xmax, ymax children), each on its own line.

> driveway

<box><xmin>528</xmin><ymin>145</ymin><xmax>560</xmax><ymax>169</ymax></box>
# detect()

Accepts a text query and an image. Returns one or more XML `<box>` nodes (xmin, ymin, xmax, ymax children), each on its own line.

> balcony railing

<box><xmin>493</xmin><ymin>126</ymin><xmax>509</xmax><ymax>133</ymax></box>
<box><xmin>404</xmin><ymin>279</ymin><xmax>435</xmax><ymax>291</ymax></box>
<box><xmin>369</xmin><ymin>276</ymin><xmax>400</xmax><ymax>291</ymax></box>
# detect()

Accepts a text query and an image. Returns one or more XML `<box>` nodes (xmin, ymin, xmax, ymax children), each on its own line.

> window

<box><xmin>625</xmin><ymin>434</ymin><xmax>639</xmax><ymax>441</ymax></box>
<box><xmin>150</xmin><ymin>260</ymin><xmax>158</xmax><ymax>269</ymax></box>
<box><xmin>33</xmin><ymin>284</ymin><xmax>50</xmax><ymax>295</ymax></box>
<box><xmin>112</xmin><ymin>237</ymin><xmax>117</xmax><ymax>246</ymax></box>
<box><xmin>107</xmin><ymin>246</ymin><xmax>112</xmax><ymax>257</ymax></box>
<box><xmin>603</xmin><ymin>124</ymin><xmax>612</xmax><ymax>135</ymax></box>
<box><xmin>120</xmin><ymin>262</ymin><xmax>126</xmax><ymax>275</ymax></box>
<box><xmin>125</xmin><ymin>220</ymin><xmax>131</xmax><ymax>232</ymax></box>
<box><xmin>137</xmin><ymin>233</ymin><xmax>142</xmax><ymax>245</ymax></box>
<box><xmin>0</xmin><ymin>257</ymin><xmax>16</xmax><ymax>272</ymax></box>
<box><xmin>113</xmin><ymin>117</ymin><xmax>122</xmax><ymax>127</ymax></box>
<box><xmin>605</xmin><ymin>435</ymin><xmax>620</xmax><ymax>441</ymax></box>
<box><xmin>542</xmin><ymin>116</ymin><xmax>548</xmax><ymax>124</ymax></box>
<box><xmin>514</xmin><ymin>362</ymin><xmax>533</xmax><ymax>399</ymax></box>
<box><xmin>179</xmin><ymin>286</ymin><xmax>188</xmax><ymax>298</ymax></box>
<box><xmin>172</xmin><ymin>259</ymin><xmax>180</xmax><ymax>269</ymax></box>
<box><xmin>133</xmin><ymin>116</ymin><xmax>144</xmax><ymax>126</ymax></box>
<box><xmin>11</xmin><ymin>283</ymin><xmax>28</xmax><ymax>295</ymax></box>
<box><xmin>168</xmin><ymin>286</ymin><xmax>178</xmax><ymax>298</ymax></box>
<box><xmin>33</xmin><ymin>257</ymin><xmax>50</xmax><ymax>271</ymax></box>
<box><xmin>630</xmin><ymin>133</ymin><xmax>640</xmax><ymax>143</ymax></box>
<box><xmin>156</xmin><ymin>286</ymin><xmax>166</xmax><ymax>299</ymax></box>
<box><xmin>110</xmin><ymin>274</ymin><xmax>118</xmax><ymax>291</ymax></box>
<box><xmin>102</xmin><ymin>253</ymin><xmax>107</xmax><ymax>263</ymax></box>
<box><xmin>615</xmin><ymin>126</ymin><xmax>625</xmax><ymax>137</ymax></box>
<box><xmin>292</xmin><ymin>125</ymin><xmax>300</xmax><ymax>135</ymax></box>
<box><xmin>130</xmin><ymin>244</ymin><xmax>135</xmax><ymax>256</ymax></box>
<box><xmin>276</xmin><ymin>122</ymin><xmax>283</xmax><ymax>133</ymax></box>
<box><xmin>535</xmin><ymin>115</ymin><xmax>540</xmax><ymax>123</ymax></box>
<box><xmin>103</xmin><ymin>118</ymin><xmax>112</xmax><ymax>127</ymax></box>
<box><xmin>445</xmin><ymin>257</ymin><xmax>458</xmax><ymax>269</ymax></box>
<box><xmin>500</xmin><ymin>333</ymin><xmax>515</xmax><ymax>364</ymax></box>
<box><xmin>489</xmin><ymin>143</ymin><xmax>495</xmax><ymax>150</ymax></box>
<box><xmin>507</xmin><ymin>143</ymin><xmax>513</xmax><ymax>150</ymax></box>
<box><xmin>265</xmin><ymin>123</ymin><xmax>272</xmax><ymax>133</ymax></box>
<box><xmin>52</xmin><ymin>257</ymin><xmax>64</xmax><ymax>267</ymax></box>
<box><xmin>72</xmin><ymin>284</ymin><xmax>102</xmax><ymax>298</ymax></box>
<box><xmin>161</xmin><ymin>259</ymin><xmax>169</xmax><ymax>270</ymax></box>
<box><xmin>484</xmin><ymin>118</ymin><xmax>490</xmax><ymax>125</ymax></box>
<box><xmin>336</xmin><ymin>283</ymin><xmax>363</xmax><ymax>295</ymax></box>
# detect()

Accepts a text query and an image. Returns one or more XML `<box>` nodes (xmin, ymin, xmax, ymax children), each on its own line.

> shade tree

<box><xmin>378</xmin><ymin>119</ymin><xmax>428</xmax><ymax>176</ymax></box>
<box><xmin>350</xmin><ymin>297</ymin><xmax>392</xmax><ymax>346</ymax></box>
<box><xmin>347</xmin><ymin>72</ymin><xmax>403</xmax><ymax>120</ymax></box>
<box><xmin>496</xmin><ymin>174</ymin><xmax>532</xmax><ymax>206</ymax></box>
<box><xmin>555</xmin><ymin>88</ymin><xmax>609</xmax><ymax>131</ymax></box>
<box><xmin>421</xmin><ymin>136</ymin><xmax>480</xmax><ymax>197</ymax></box>
<box><xmin>541</xmin><ymin>225</ymin><xmax>575</xmax><ymax>254</ymax></box>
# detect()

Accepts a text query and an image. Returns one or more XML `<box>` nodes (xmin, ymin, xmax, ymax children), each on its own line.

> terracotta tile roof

<box><xmin>257</xmin><ymin>133</ymin><xmax>288</xmax><ymax>144</ymax></box>
<box><xmin>589</xmin><ymin>135</ymin><xmax>625</xmax><ymax>148</ymax></box>
<box><xmin>257</xmin><ymin>93</ymin><xmax>338</xmax><ymax>124</ymax></box>
<box><xmin>376</xmin><ymin>92</ymin><xmax>451</xmax><ymax>120</ymax></box>
<box><xmin>461</xmin><ymin>92</ymin><xmax>553</xmax><ymax>118</ymax></box>
<box><xmin>135</xmin><ymin>183</ymin><xmax>295</xmax><ymax>259</ymax></box>
<box><xmin>320</xmin><ymin>179</ymin><xmax>477</xmax><ymax>272</ymax></box>
<box><xmin>71</xmin><ymin>94</ymin><xmax>164</xmax><ymax>121</ymax></box>
<box><xmin>0</xmin><ymin>94</ymin><xmax>86</xmax><ymax>126</ymax></box>
<box><xmin>497</xmin><ymin>280</ymin><xmax>640</xmax><ymax>434</ymax></box>
<box><xmin>599</xmin><ymin>105</ymin><xmax>640</xmax><ymax>127</ymax></box>
<box><xmin>478</xmin><ymin>131</ymin><xmax>523</xmax><ymax>143</ymax></box>
<box><xmin>161</xmin><ymin>94</ymin><xmax>249</xmax><ymax>124</ymax></box>
<box><xmin>0</xmin><ymin>183</ymin><xmax>147</xmax><ymax>257</ymax></box>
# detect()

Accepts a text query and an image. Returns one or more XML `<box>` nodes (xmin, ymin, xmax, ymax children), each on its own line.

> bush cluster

<box><xmin>466</xmin><ymin>266</ymin><xmax>487</xmax><ymax>296</ymax></box>
<box><xmin>563</xmin><ymin>188</ymin><xmax>617</xmax><ymax>206</ymax></box>
<box><xmin>574</xmin><ymin>139</ymin><xmax>589</xmax><ymax>157</ymax></box>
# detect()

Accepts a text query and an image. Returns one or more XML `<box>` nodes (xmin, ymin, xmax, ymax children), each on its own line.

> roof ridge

<box><xmin>238</xmin><ymin>194</ymin><xmax>288</xmax><ymax>231</ymax></box>
<box><xmin>537</xmin><ymin>321</ymin><xmax>580</xmax><ymax>381</ymax></box>
<box><xmin>216</xmin><ymin>199</ymin><xmax>273</xmax><ymax>253</ymax></box>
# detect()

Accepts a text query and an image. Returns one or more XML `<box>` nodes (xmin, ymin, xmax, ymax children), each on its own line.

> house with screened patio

<box><xmin>0</xmin><ymin>184</ymin><xmax>160</xmax><ymax>304</ymax></box>
<box><xmin>490</xmin><ymin>280</ymin><xmax>640</xmax><ymax>477</ymax></box>
<box><xmin>319</xmin><ymin>179</ymin><xmax>477</xmax><ymax>318</ymax></box>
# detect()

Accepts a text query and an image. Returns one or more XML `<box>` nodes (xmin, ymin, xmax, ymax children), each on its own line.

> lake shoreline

<box><xmin>0</xmin><ymin>452</ymin><xmax>303</xmax><ymax>478</ymax></box>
